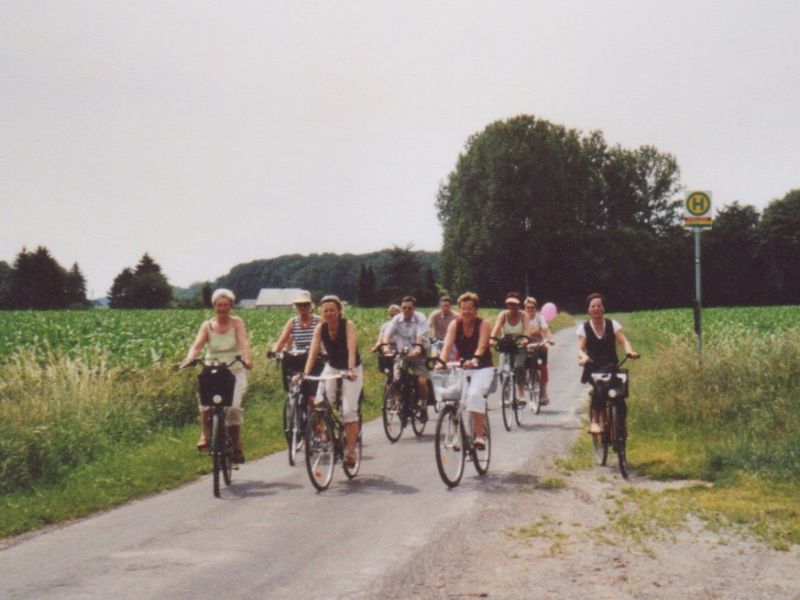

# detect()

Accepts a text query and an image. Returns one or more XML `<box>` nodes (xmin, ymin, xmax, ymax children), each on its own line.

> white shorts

<box><xmin>316</xmin><ymin>364</ymin><xmax>363</xmax><ymax>423</ymax></box>
<box><xmin>460</xmin><ymin>367</ymin><xmax>494</xmax><ymax>414</ymax></box>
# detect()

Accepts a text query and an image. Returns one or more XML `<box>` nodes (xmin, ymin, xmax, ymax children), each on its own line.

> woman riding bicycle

<box><xmin>271</xmin><ymin>290</ymin><xmax>323</xmax><ymax>403</ymax></box>
<box><xmin>576</xmin><ymin>293</ymin><xmax>638</xmax><ymax>434</ymax></box>
<box><xmin>301</xmin><ymin>295</ymin><xmax>363</xmax><ymax>467</ymax></box>
<box><xmin>180</xmin><ymin>288</ymin><xmax>253</xmax><ymax>463</ymax></box>
<box><xmin>524</xmin><ymin>296</ymin><xmax>555</xmax><ymax>405</ymax></box>
<box><xmin>437</xmin><ymin>292</ymin><xmax>493</xmax><ymax>449</ymax></box>
<box><xmin>490</xmin><ymin>292</ymin><xmax>531</xmax><ymax>401</ymax></box>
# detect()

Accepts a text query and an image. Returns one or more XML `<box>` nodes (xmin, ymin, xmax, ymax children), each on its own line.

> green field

<box><xmin>1</xmin><ymin>305</ymin><xmax>797</xmax><ymax>546</ymax></box>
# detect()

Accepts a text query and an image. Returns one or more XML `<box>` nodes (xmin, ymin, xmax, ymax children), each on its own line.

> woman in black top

<box><xmin>577</xmin><ymin>293</ymin><xmax>638</xmax><ymax>434</ymax></box>
<box><xmin>303</xmin><ymin>295</ymin><xmax>363</xmax><ymax>466</ymax></box>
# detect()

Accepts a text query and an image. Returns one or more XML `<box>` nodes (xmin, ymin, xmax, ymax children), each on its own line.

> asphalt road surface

<box><xmin>0</xmin><ymin>327</ymin><xmax>586</xmax><ymax>600</ymax></box>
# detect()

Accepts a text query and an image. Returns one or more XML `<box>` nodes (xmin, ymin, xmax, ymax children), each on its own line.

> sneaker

<box><xmin>588</xmin><ymin>422</ymin><xmax>602</xmax><ymax>434</ymax></box>
<box><xmin>473</xmin><ymin>436</ymin><xmax>487</xmax><ymax>450</ymax></box>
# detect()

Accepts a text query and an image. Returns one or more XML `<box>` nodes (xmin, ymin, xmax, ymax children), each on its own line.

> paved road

<box><xmin>0</xmin><ymin>327</ymin><xmax>585</xmax><ymax>600</ymax></box>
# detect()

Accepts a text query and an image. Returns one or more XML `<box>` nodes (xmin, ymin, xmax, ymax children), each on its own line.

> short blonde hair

<box><xmin>388</xmin><ymin>304</ymin><xmax>401</xmax><ymax>315</ymax></box>
<box><xmin>524</xmin><ymin>296</ymin><xmax>537</xmax><ymax>307</ymax></box>
<box><xmin>457</xmin><ymin>292</ymin><xmax>480</xmax><ymax>307</ymax></box>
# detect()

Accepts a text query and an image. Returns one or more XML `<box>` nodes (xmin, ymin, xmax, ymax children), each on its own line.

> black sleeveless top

<box><xmin>581</xmin><ymin>319</ymin><xmax>618</xmax><ymax>383</ymax></box>
<box><xmin>321</xmin><ymin>319</ymin><xmax>361</xmax><ymax>370</ymax></box>
<box><xmin>455</xmin><ymin>317</ymin><xmax>493</xmax><ymax>367</ymax></box>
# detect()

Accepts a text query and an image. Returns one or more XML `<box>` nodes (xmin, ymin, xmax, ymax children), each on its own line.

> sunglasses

<box><xmin>295</xmin><ymin>302</ymin><xmax>311</xmax><ymax>308</ymax></box>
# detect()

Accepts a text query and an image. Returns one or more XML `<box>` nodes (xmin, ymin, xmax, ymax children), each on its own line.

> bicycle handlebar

<box><xmin>183</xmin><ymin>355</ymin><xmax>244</xmax><ymax>370</ymax></box>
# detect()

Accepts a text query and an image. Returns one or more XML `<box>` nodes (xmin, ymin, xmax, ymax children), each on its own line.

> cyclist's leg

<box><xmin>539</xmin><ymin>346</ymin><xmax>550</xmax><ymax>403</ymax></box>
<box><xmin>589</xmin><ymin>385</ymin><xmax>603</xmax><ymax>433</ymax></box>
<box><xmin>464</xmin><ymin>367</ymin><xmax>493</xmax><ymax>443</ymax></box>
<box><xmin>197</xmin><ymin>407</ymin><xmax>211</xmax><ymax>450</ymax></box>
<box><xmin>341</xmin><ymin>365</ymin><xmax>364</xmax><ymax>463</ymax></box>
<box><xmin>225</xmin><ymin>370</ymin><xmax>248</xmax><ymax>463</ymax></box>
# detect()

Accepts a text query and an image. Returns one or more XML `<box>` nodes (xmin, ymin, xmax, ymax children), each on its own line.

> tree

<box><xmin>64</xmin><ymin>263</ymin><xmax>90</xmax><ymax>309</ymax></box>
<box><xmin>0</xmin><ymin>260</ymin><xmax>11</xmax><ymax>308</ymax></box>
<box><xmin>201</xmin><ymin>282</ymin><xmax>213</xmax><ymax>308</ymax></box>
<box><xmin>356</xmin><ymin>264</ymin><xmax>377</xmax><ymax>306</ymax></box>
<box><xmin>703</xmin><ymin>202</ymin><xmax>762</xmax><ymax>306</ymax></box>
<box><xmin>107</xmin><ymin>253</ymin><xmax>173</xmax><ymax>309</ymax></box>
<box><xmin>758</xmin><ymin>189</ymin><xmax>800</xmax><ymax>304</ymax></box>
<box><xmin>7</xmin><ymin>246</ymin><xmax>70</xmax><ymax>309</ymax></box>
<box><xmin>436</xmin><ymin>114</ymin><xmax>683</xmax><ymax>310</ymax></box>
<box><xmin>378</xmin><ymin>245</ymin><xmax>425</xmax><ymax>304</ymax></box>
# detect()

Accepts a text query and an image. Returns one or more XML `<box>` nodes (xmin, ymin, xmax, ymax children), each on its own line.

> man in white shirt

<box><xmin>383</xmin><ymin>295</ymin><xmax>431</xmax><ymax>415</ymax></box>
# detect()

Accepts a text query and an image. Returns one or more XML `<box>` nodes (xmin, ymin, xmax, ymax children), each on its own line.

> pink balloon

<box><xmin>541</xmin><ymin>302</ymin><xmax>557</xmax><ymax>322</ymax></box>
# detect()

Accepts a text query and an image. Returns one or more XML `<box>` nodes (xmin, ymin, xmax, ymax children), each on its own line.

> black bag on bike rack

<box><xmin>198</xmin><ymin>365</ymin><xmax>236</xmax><ymax>407</ymax></box>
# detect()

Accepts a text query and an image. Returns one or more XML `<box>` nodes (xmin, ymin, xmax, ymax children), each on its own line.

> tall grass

<box><xmin>630</xmin><ymin>326</ymin><xmax>800</xmax><ymax>482</ymax></box>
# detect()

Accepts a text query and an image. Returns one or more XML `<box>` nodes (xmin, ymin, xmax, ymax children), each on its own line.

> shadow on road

<box><xmin>224</xmin><ymin>479</ymin><xmax>304</xmax><ymax>498</ymax></box>
<box><xmin>328</xmin><ymin>474</ymin><xmax>420</xmax><ymax>496</ymax></box>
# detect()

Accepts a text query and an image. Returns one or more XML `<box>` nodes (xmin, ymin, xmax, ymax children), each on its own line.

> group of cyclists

<box><xmin>181</xmin><ymin>287</ymin><xmax>638</xmax><ymax>474</ymax></box>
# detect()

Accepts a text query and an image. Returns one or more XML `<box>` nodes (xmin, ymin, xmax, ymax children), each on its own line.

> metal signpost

<box><xmin>683</xmin><ymin>191</ymin><xmax>713</xmax><ymax>364</ymax></box>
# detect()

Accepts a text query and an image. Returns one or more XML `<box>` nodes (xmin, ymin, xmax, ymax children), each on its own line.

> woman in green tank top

<box><xmin>490</xmin><ymin>292</ymin><xmax>532</xmax><ymax>400</ymax></box>
<box><xmin>181</xmin><ymin>289</ymin><xmax>253</xmax><ymax>462</ymax></box>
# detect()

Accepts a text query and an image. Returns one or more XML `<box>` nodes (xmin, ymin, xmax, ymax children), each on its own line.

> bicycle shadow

<box><xmin>327</xmin><ymin>474</ymin><xmax>420</xmax><ymax>497</ymax></box>
<box><xmin>223</xmin><ymin>479</ymin><xmax>304</xmax><ymax>498</ymax></box>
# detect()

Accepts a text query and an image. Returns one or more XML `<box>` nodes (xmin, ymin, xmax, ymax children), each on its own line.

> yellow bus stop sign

<box><xmin>686</xmin><ymin>191</ymin><xmax>711</xmax><ymax>216</ymax></box>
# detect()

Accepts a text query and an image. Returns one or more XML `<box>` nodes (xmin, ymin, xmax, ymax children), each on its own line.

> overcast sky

<box><xmin>2</xmin><ymin>1</ymin><xmax>798</xmax><ymax>298</ymax></box>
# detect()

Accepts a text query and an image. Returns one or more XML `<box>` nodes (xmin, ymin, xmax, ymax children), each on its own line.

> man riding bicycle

<box><xmin>576</xmin><ymin>293</ymin><xmax>639</xmax><ymax>434</ymax></box>
<box><xmin>383</xmin><ymin>295</ymin><xmax>431</xmax><ymax>415</ymax></box>
<box><xmin>428</xmin><ymin>295</ymin><xmax>458</xmax><ymax>360</ymax></box>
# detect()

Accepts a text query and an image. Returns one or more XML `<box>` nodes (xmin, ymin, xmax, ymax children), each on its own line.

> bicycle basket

<box><xmin>430</xmin><ymin>369</ymin><xmax>462</xmax><ymax>402</ymax></box>
<box><xmin>377</xmin><ymin>354</ymin><xmax>394</xmax><ymax>373</ymax></box>
<box><xmin>283</xmin><ymin>351</ymin><xmax>308</xmax><ymax>374</ymax></box>
<box><xmin>496</xmin><ymin>337</ymin><xmax>517</xmax><ymax>354</ymax></box>
<box><xmin>198</xmin><ymin>365</ymin><xmax>236</xmax><ymax>407</ymax></box>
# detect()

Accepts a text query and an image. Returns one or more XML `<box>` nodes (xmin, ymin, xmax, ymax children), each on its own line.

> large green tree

<box><xmin>436</xmin><ymin>115</ymin><xmax>683</xmax><ymax>310</ymax></box>
<box><xmin>758</xmin><ymin>189</ymin><xmax>800</xmax><ymax>304</ymax></box>
<box><xmin>3</xmin><ymin>246</ymin><xmax>89</xmax><ymax>309</ymax></box>
<box><xmin>108</xmin><ymin>254</ymin><xmax>173</xmax><ymax>309</ymax></box>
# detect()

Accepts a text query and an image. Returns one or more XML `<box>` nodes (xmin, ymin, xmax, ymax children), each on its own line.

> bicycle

<box><xmin>586</xmin><ymin>356</ymin><xmax>637</xmax><ymax>479</ymax></box>
<box><xmin>524</xmin><ymin>340</ymin><xmax>552</xmax><ymax>414</ymax></box>
<box><xmin>185</xmin><ymin>356</ymin><xmax>244</xmax><ymax>498</ymax></box>
<box><xmin>376</xmin><ymin>343</ymin><xmax>429</xmax><ymax>442</ymax></box>
<box><xmin>302</xmin><ymin>370</ymin><xmax>364</xmax><ymax>491</ymax></box>
<box><xmin>430</xmin><ymin>359</ymin><xmax>491</xmax><ymax>488</ymax></box>
<box><xmin>492</xmin><ymin>334</ymin><xmax>530</xmax><ymax>431</ymax></box>
<box><xmin>268</xmin><ymin>349</ymin><xmax>314</xmax><ymax>466</ymax></box>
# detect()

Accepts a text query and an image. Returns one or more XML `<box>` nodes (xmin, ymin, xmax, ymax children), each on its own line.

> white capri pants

<box><xmin>460</xmin><ymin>367</ymin><xmax>495</xmax><ymax>413</ymax></box>
<box><xmin>316</xmin><ymin>364</ymin><xmax>363</xmax><ymax>424</ymax></box>
<box><xmin>199</xmin><ymin>370</ymin><xmax>247</xmax><ymax>426</ymax></box>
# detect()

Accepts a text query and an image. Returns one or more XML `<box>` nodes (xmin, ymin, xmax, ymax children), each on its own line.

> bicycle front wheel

<box><xmin>411</xmin><ymin>390</ymin><xmax>427</xmax><ymax>437</ymax></box>
<box><xmin>529</xmin><ymin>369</ymin><xmax>542</xmax><ymax>414</ymax></box>
<box><xmin>472</xmin><ymin>411</ymin><xmax>491</xmax><ymax>476</ymax></box>
<box><xmin>211</xmin><ymin>412</ymin><xmax>223</xmax><ymax>497</ymax></box>
<box><xmin>435</xmin><ymin>404</ymin><xmax>465</xmax><ymax>488</ymax></box>
<box><xmin>611</xmin><ymin>402</ymin><xmax>629</xmax><ymax>479</ymax></box>
<box><xmin>500</xmin><ymin>375</ymin><xmax>515</xmax><ymax>432</ymax></box>
<box><xmin>306</xmin><ymin>411</ymin><xmax>335</xmax><ymax>491</ymax></box>
<box><xmin>382</xmin><ymin>382</ymin><xmax>404</xmax><ymax>443</ymax></box>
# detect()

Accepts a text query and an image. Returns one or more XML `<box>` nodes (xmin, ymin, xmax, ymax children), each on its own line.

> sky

<box><xmin>2</xmin><ymin>1</ymin><xmax>799</xmax><ymax>298</ymax></box>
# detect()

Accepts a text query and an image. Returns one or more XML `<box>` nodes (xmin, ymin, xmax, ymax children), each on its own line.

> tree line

<box><xmin>436</xmin><ymin>114</ymin><xmax>800</xmax><ymax>312</ymax></box>
<box><xmin>0</xmin><ymin>247</ymin><xmax>90</xmax><ymax>309</ymax></box>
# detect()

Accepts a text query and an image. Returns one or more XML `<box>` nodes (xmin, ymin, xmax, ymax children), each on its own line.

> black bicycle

<box><xmin>430</xmin><ymin>359</ymin><xmax>491</xmax><ymax>488</ymax></box>
<box><xmin>376</xmin><ymin>343</ymin><xmax>429</xmax><ymax>442</ymax></box>
<box><xmin>493</xmin><ymin>334</ymin><xmax>531</xmax><ymax>431</ymax></box>
<box><xmin>269</xmin><ymin>349</ymin><xmax>312</xmax><ymax>466</ymax></box>
<box><xmin>186</xmin><ymin>356</ymin><xmax>244</xmax><ymax>497</ymax></box>
<box><xmin>524</xmin><ymin>340</ymin><xmax>551</xmax><ymax>415</ymax></box>
<box><xmin>587</xmin><ymin>356</ymin><xmax>637</xmax><ymax>479</ymax></box>
<box><xmin>303</xmin><ymin>370</ymin><xmax>363</xmax><ymax>491</ymax></box>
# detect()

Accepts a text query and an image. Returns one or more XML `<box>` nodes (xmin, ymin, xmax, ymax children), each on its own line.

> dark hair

<box><xmin>401</xmin><ymin>296</ymin><xmax>416</xmax><ymax>305</ymax></box>
<box><xmin>585</xmin><ymin>292</ymin><xmax>605</xmax><ymax>310</ymax></box>
<box><xmin>505</xmin><ymin>291</ymin><xmax>521</xmax><ymax>303</ymax></box>
<box><xmin>439</xmin><ymin>295</ymin><xmax>452</xmax><ymax>303</ymax></box>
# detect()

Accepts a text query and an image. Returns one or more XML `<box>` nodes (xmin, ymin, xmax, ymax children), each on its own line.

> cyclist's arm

<box><xmin>271</xmin><ymin>317</ymin><xmax>294</xmax><ymax>353</ymax></box>
<box><xmin>489</xmin><ymin>311</ymin><xmax>505</xmax><ymax>345</ymax></box>
<box><xmin>577</xmin><ymin>333</ymin><xmax>590</xmax><ymax>365</ymax></box>
<box><xmin>346</xmin><ymin>320</ymin><xmax>359</xmax><ymax>374</ymax></box>
<box><xmin>180</xmin><ymin>321</ymin><xmax>210</xmax><ymax>367</ymax></box>
<box><xmin>438</xmin><ymin>319</ymin><xmax>458</xmax><ymax>368</ymax></box>
<box><xmin>615</xmin><ymin>329</ymin><xmax>638</xmax><ymax>358</ymax></box>
<box><xmin>303</xmin><ymin>324</ymin><xmax>323</xmax><ymax>376</ymax></box>
<box><xmin>233</xmin><ymin>317</ymin><xmax>254</xmax><ymax>369</ymax></box>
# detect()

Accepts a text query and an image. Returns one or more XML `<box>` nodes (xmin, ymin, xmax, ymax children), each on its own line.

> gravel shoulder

<box><xmin>371</xmin><ymin>407</ymin><xmax>800</xmax><ymax>600</ymax></box>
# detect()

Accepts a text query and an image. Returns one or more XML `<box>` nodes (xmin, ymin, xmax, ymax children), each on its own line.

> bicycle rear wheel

<box><xmin>435</xmin><ymin>404</ymin><xmax>465</xmax><ymax>487</ymax></box>
<box><xmin>382</xmin><ymin>382</ymin><xmax>404</xmax><ymax>443</ymax></box>
<box><xmin>472</xmin><ymin>411</ymin><xmax>491</xmax><ymax>476</ymax></box>
<box><xmin>306</xmin><ymin>411</ymin><xmax>335</xmax><ymax>491</ymax></box>
<box><xmin>500</xmin><ymin>375</ymin><xmax>515</xmax><ymax>432</ymax></box>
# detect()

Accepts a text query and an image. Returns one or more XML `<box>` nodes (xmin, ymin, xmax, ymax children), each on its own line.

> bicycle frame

<box><xmin>588</xmin><ymin>360</ymin><xmax>630</xmax><ymax>479</ymax></box>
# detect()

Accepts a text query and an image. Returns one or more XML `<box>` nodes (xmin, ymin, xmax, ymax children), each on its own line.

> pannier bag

<box><xmin>198</xmin><ymin>365</ymin><xmax>236</xmax><ymax>407</ymax></box>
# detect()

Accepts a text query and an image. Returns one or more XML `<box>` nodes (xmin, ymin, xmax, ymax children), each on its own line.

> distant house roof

<box><xmin>237</xmin><ymin>299</ymin><xmax>258</xmax><ymax>309</ymax></box>
<box><xmin>255</xmin><ymin>288</ymin><xmax>308</xmax><ymax>308</ymax></box>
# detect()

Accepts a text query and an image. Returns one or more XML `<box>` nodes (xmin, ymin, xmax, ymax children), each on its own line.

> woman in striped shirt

<box><xmin>271</xmin><ymin>291</ymin><xmax>322</xmax><ymax>398</ymax></box>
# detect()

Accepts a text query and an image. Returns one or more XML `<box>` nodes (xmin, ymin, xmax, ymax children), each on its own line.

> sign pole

<box><xmin>684</xmin><ymin>190</ymin><xmax>712</xmax><ymax>366</ymax></box>
<box><xmin>694</xmin><ymin>228</ymin><xmax>702</xmax><ymax>365</ymax></box>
